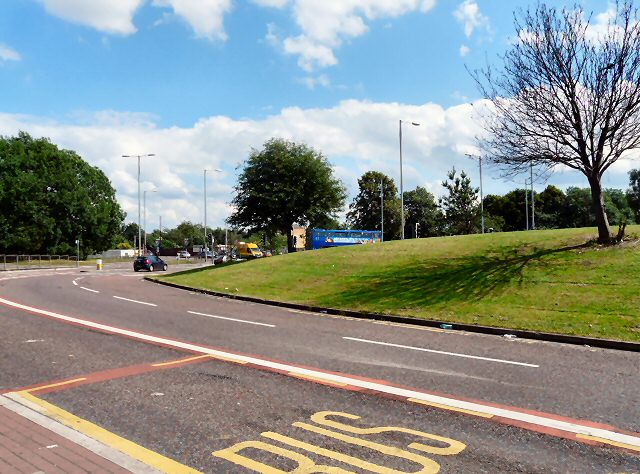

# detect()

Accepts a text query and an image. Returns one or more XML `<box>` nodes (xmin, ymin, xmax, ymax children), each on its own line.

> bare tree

<box><xmin>472</xmin><ymin>1</ymin><xmax>640</xmax><ymax>243</ymax></box>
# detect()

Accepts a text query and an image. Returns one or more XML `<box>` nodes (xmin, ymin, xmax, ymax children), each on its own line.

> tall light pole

<box><xmin>203</xmin><ymin>168</ymin><xmax>223</xmax><ymax>263</ymax></box>
<box><xmin>379</xmin><ymin>180</ymin><xmax>384</xmax><ymax>242</ymax></box>
<box><xmin>525</xmin><ymin>178</ymin><xmax>530</xmax><ymax>230</ymax></box>
<box><xmin>415</xmin><ymin>222</ymin><xmax>419</xmax><ymax>239</ymax></box>
<box><xmin>530</xmin><ymin>163</ymin><xmax>535</xmax><ymax>230</ymax></box>
<box><xmin>399</xmin><ymin>120</ymin><xmax>420</xmax><ymax>239</ymax></box>
<box><xmin>143</xmin><ymin>188</ymin><xmax>157</xmax><ymax>255</ymax></box>
<box><xmin>122</xmin><ymin>154</ymin><xmax>155</xmax><ymax>256</ymax></box>
<box><xmin>465</xmin><ymin>153</ymin><xmax>485</xmax><ymax>234</ymax></box>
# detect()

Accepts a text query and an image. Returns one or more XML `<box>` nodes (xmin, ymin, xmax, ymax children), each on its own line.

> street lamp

<box><xmin>143</xmin><ymin>188</ymin><xmax>157</xmax><ymax>255</ymax></box>
<box><xmin>399</xmin><ymin>120</ymin><xmax>420</xmax><ymax>239</ymax></box>
<box><xmin>122</xmin><ymin>153</ymin><xmax>155</xmax><ymax>256</ymax></box>
<box><xmin>379</xmin><ymin>180</ymin><xmax>384</xmax><ymax>242</ymax></box>
<box><xmin>203</xmin><ymin>168</ymin><xmax>223</xmax><ymax>263</ymax></box>
<box><xmin>465</xmin><ymin>153</ymin><xmax>485</xmax><ymax>234</ymax></box>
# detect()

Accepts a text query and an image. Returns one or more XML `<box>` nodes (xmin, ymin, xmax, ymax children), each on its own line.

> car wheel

<box><xmin>134</xmin><ymin>268</ymin><xmax>139</xmax><ymax>272</ymax></box>
<box><xmin>148</xmin><ymin>265</ymin><xmax>154</xmax><ymax>272</ymax></box>
<box><xmin>163</xmin><ymin>264</ymin><xmax>168</xmax><ymax>271</ymax></box>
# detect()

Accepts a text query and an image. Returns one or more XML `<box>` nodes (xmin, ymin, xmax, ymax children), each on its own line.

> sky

<box><xmin>0</xmin><ymin>0</ymin><xmax>636</xmax><ymax>231</ymax></box>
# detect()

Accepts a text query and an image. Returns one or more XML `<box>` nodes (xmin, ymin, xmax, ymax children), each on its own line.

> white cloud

<box><xmin>271</xmin><ymin>0</ymin><xmax>437</xmax><ymax>71</ymax></box>
<box><xmin>459</xmin><ymin>44</ymin><xmax>470</xmax><ymax>57</ymax></box>
<box><xmin>3</xmin><ymin>97</ymin><xmax>618</xmax><ymax>229</ymax></box>
<box><xmin>0</xmin><ymin>44</ymin><xmax>21</xmax><ymax>62</ymax></box>
<box><xmin>152</xmin><ymin>0</ymin><xmax>232</xmax><ymax>41</ymax></box>
<box><xmin>39</xmin><ymin>0</ymin><xmax>144</xmax><ymax>35</ymax></box>
<box><xmin>453</xmin><ymin>0</ymin><xmax>489</xmax><ymax>38</ymax></box>
<box><xmin>252</xmin><ymin>0</ymin><xmax>290</xmax><ymax>8</ymax></box>
<box><xmin>297</xmin><ymin>74</ymin><xmax>331</xmax><ymax>90</ymax></box>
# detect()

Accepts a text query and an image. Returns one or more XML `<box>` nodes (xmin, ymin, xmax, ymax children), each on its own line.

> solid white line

<box><xmin>80</xmin><ymin>287</ymin><xmax>99</xmax><ymax>294</ymax></box>
<box><xmin>0</xmin><ymin>295</ymin><xmax>637</xmax><ymax>449</ymax></box>
<box><xmin>0</xmin><ymin>394</ymin><xmax>161</xmax><ymax>473</ymax></box>
<box><xmin>72</xmin><ymin>280</ymin><xmax>78</xmax><ymax>286</ymax></box>
<box><xmin>113</xmin><ymin>296</ymin><xmax>157</xmax><ymax>307</ymax></box>
<box><xmin>343</xmin><ymin>336</ymin><xmax>539</xmax><ymax>368</ymax></box>
<box><xmin>187</xmin><ymin>310</ymin><xmax>275</xmax><ymax>328</ymax></box>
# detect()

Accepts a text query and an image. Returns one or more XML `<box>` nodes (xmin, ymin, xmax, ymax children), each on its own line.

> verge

<box><xmin>145</xmin><ymin>276</ymin><xmax>640</xmax><ymax>353</ymax></box>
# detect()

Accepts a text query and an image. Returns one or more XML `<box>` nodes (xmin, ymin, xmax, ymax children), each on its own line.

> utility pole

<box><xmin>530</xmin><ymin>163</ymin><xmax>535</xmax><ymax>230</ymax></box>
<box><xmin>415</xmin><ymin>222</ymin><xmax>419</xmax><ymax>239</ymax></box>
<box><xmin>379</xmin><ymin>180</ymin><xmax>384</xmax><ymax>242</ymax></box>
<box><xmin>525</xmin><ymin>180</ymin><xmax>530</xmax><ymax>231</ymax></box>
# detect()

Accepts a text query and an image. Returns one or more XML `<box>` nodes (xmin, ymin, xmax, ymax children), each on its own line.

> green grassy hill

<box><xmin>158</xmin><ymin>226</ymin><xmax>640</xmax><ymax>342</ymax></box>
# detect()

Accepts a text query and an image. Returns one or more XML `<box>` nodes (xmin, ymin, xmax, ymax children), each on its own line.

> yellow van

<box><xmin>237</xmin><ymin>242</ymin><xmax>263</xmax><ymax>259</ymax></box>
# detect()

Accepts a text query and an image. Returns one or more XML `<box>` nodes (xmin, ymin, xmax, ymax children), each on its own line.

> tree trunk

<box><xmin>588</xmin><ymin>175</ymin><xmax>611</xmax><ymax>244</ymax></box>
<box><xmin>286</xmin><ymin>225</ymin><xmax>295</xmax><ymax>253</ymax></box>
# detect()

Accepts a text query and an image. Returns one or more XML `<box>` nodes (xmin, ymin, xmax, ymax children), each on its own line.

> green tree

<box><xmin>0</xmin><ymin>132</ymin><xmax>123</xmax><ymax>255</ymax></box>
<box><xmin>536</xmin><ymin>185</ymin><xmax>565</xmax><ymax>229</ymax></box>
<box><xmin>627</xmin><ymin>169</ymin><xmax>640</xmax><ymax>220</ymax></box>
<box><xmin>403</xmin><ymin>186</ymin><xmax>443</xmax><ymax>238</ymax></box>
<box><xmin>228</xmin><ymin>138</ymin><xmax>346</xmax><ymax>252</ymax></box>
<box><xmin>347</xmin><ymin>171</ymin><xmax>401</xmax><ymax>241</ymax></box>
<box><xmin>473</xmin><ymin>2</ymin><xmax>640</xmax><ymax>243</ymax></box>
<box><xmin>439</xmin><ymin>168</ymin><xmax>480</xmax><ymax>235</ymax></box>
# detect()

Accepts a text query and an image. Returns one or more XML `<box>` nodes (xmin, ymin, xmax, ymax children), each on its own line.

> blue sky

<box><xmin>0</xmin><ymin>0</ymin><xmax>633</xmax><ymax>230</ymax></box>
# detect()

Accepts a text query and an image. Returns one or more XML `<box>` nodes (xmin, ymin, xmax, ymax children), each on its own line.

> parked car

<box><xmin>176</xmin><ymin>250</ymin><xmax>191</xmax><ymax>259</ymax></box>
<box><xmin>198</xmin><ymin>250</ymin><xmax>213</xmax><ymax>258</ymax></box>
<box><xmin>134</xmin><ymin>255</ymin><xmax>168</xmax><ymax>272</ymax></box>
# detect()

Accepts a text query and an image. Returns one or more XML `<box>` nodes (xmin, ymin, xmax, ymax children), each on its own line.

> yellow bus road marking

<box><xmin>210</xmin><ymin>354</ymin><xmax>248</xmax><ymax>364</ymax></box>
<box><xmin>25</xmin><ymin>378</ymin><xmax>87</xmax><ymax>393</ymax></box>
<box><xmin>12</xmin><ymin>391</ymin><xmax>201</xmax><ymax>474</ymax></box>
<box><xmin>408</xmin><ymin>398</ymin><xmax>494</xmax><ymax>419</ymax></box>
<box><xmin>577</xmin><ymin>434</ymin><xmax>640</xmax><ymax>453</ymax></box>
<box><xmin>288</xmin><ymin>373</ymin><xmax>349</xmax><ymax>387</ymax></box>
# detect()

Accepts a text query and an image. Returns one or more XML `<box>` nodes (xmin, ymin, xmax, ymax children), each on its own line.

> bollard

<box><xmin>96</xmin><ymin>258</ymin><xmax>103</xmax><ymax>271</ymax></box>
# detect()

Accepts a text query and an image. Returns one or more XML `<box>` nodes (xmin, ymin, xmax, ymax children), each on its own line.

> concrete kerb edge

<box><xmin>144</xmin><ymin>277</ymin><xmax>640</xmax><ymax>353</ymax></box>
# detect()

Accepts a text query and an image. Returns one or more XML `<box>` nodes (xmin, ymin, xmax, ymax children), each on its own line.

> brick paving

<box><xmin>0</xmin><ymin>405</ymin><xmax>131</xmax><ymax>474</ymax></box>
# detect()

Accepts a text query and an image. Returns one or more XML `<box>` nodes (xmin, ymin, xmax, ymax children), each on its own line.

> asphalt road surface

<box><xmin>0</xmin><ymin>264</ymin><xmax>638</xmax><ymax>473</ymax></box>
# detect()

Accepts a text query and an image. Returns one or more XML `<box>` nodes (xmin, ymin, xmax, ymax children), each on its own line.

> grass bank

<box><xmin>156</xmin><ymin>227</ymin><xmax>640</xmax><ymax>342</ymax></box>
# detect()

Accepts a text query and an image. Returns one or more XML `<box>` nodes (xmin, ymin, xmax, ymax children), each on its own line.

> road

<box><xmin>0</xmin><ymin>264</ymin><xmax>638</xmax><ymax>473</ymax></box>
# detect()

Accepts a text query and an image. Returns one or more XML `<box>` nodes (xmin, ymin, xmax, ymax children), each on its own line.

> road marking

<box><xmin>152</xmin><ymin>355</ymin><xmax>212</xmax><ymax>367</ymax></box>
<box><xmin>113</xmin><ymin>296</ymin><xmax>157</xmax><ymax>307</ymax></box>
<box><xmin>0</xmin><ymin>394</ymin><xmax>163</xmax><ymax>473</ymax></box>
<box><xmin>6</xmin><ymin>392</ymin><xmax>200</xmax><ymax>473</ymax></box>
<box><xmin>0</xmin><ymin>295</ymin><xmax>637</xmax><ymax>451</ymax></box>
<box><xmin>288</xmin><ymin>373</ymin><xmax>348</xmax><ymax>387</ymax></box>
<box><xmin>24</xmin><ymin>378</ymin><xmax>87</xmax><ymax>393</ymax></box>
<box><xmin>409</xmin><ymin>398</ymin><xmax>494</xmax><ymax>418</ymax></box>
<box><xmin>187</xmin><ymin>310</ymin><xmax>275</xmax><ymax>327</ymax></box>
<box><xmin>80</xmin><ymin>286</ymin><xmax>99</xmax><ymax>293</ymax></box>
<box><xmin>576</xmin><ymin>434</ymin><xmax>640</xmax><ymax>453</ymax></box>
<box><xmin>343</xmin><ymin>336</ymin><xmax>539</xmax><ymax>368</ymax></box>
<box><xmin>72</xmin><ymin>280</ymin><xmax>78</xmax><ymax>286</ymax></box>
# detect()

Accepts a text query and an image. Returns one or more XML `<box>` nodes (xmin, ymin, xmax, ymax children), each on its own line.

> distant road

<box><xmin>1</xmin><ymin>265</ymin><xmax>638</xmax><ymax>472</ymax></box>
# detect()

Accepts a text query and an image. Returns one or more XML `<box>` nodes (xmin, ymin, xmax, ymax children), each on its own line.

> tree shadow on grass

<box><xmin>317</xmin><ymin>243</ymin><xmax>587</xmax><ymax>310</ymax></box>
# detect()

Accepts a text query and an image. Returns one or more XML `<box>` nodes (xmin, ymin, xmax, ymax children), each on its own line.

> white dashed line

<box><xmin>343</xmin><ymin>336</ymin><xmax>539</xmax><ymax>368</ymax></box>
<box><xmin>187</xmin><ymin>310</ymin><xmax>275</xmax><ymax>327</ymax></box>
<box><xmin>80</xmin><ymin>287</ymin><xmax>99</xmax><ymax>294</ymax></box>
<box><xmin>113</xmin><ymin>296</ymin><xmax>157</xmax><ymax>307</ymax></box>
<box><xmin>0</xmin><ymin>295</ymin><xmax>636</xmax><ymax>450</ymax></box>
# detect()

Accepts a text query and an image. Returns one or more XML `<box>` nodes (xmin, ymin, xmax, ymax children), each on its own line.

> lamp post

<box><xmin>143</xmin><ymin>188</ymin><xmax>157</xmax><ymax>255</ymax></box>
<box><xmin>203</xmin><ymin>168</ymin><xmax>222</xmax><ymax>263</ymax></box>
<box><xmin>525</xmin><ymin>178</ymin><xmax>530</xmax><ymax>230</ymax></box>
<box><xmin>399</xmin><ymin>120</ymin><xmax>420</xmax><ymax>239</ymax></box>
<box><xmin>379</xmin><ymin>180</ymin><xmax>384</xmax><ymax>242</ymax></box>
<box><xmin>465</xmin><ymin>153</ymin><xmax>485</xmax><ymax>234</ymax></box>
<box><xmin>415</xmin><ymin>222</ymin><xmax>419</xmax><ymax>239</ymax></box>
<box><xmin>122</xmin><ymin>154</ymin><xmax>155</xmax><ymax>257</ymax></box>
<box><xmin>530</xmin><ymin>162</ymin><xmax>535</xmax><ymax>230</ymax></box>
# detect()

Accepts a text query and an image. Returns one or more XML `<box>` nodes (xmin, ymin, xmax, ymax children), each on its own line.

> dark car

<box><xmin>133</xmin><ymin>255</ymin><xmax>168</xmax><ymax>272</ymax></box>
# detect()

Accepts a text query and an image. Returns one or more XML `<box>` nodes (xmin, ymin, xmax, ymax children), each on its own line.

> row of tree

<box><xmin>346</xmin><ymin>168</ymin><xmax>640</xmax><ymax>240</ymax></box>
